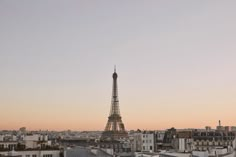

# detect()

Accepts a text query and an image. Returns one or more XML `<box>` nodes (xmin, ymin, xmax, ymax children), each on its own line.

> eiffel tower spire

<box><xmin>101</xmin><ymin>68</ymin><xmax>128</xmax><ymax>141</ymax></box>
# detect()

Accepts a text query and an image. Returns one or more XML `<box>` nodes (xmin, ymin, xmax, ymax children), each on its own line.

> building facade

<box><xmin>141</xmin><ymin>131</ymin><xmax>155</xmax><ymax>153</ymax></box>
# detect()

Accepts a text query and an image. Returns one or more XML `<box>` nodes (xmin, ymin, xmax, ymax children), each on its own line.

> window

<box><xmin>26</xmin><ymin>155</ymin><xmax>30</xmax><ymax>157</ymax></box>
<box><xmin>32</xmin><ymin>154</ymin><xmax>37</xmax><ymax>157</ymax></box>
<box><xmin>143</xmin><ymin>146</ymin><xmax>145</xmax><ymax>150</ymax></box>
<box><xmin>150</xmin><ymin>146</ymin><xmax>152</xmax><ymax>150</ymax></box>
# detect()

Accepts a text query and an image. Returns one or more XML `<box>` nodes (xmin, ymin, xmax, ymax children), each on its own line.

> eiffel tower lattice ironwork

<box><xmin>101</xmin><ymin>68</ymin><xmax>128</xmax><ymax>141</ymax></box>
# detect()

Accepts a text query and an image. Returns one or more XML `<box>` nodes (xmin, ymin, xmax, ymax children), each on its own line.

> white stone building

<box><xmin>23</xmin><ymin>134</ymin><xmax>50</xmax><ymax>149</ymax></box>
<box><xmin>0</xmin><ymin>149</ymin><xmax>61</xmax><ymax>157</ymax></box>
<box><xmin>142</xmin><ymin>131</ymin><xmax>155</xmax><ymax>153</ymax></box>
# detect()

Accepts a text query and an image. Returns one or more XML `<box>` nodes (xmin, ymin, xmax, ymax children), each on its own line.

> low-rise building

<box><xmin>173</xmin><ymin>130</ymin><xmax>193</xmax><ymax>153</ymax></box>
<box><xmin>23</xmin><ymin>134</ymin><xmax>50</xmax><ymax>149</ymax></box>
<box><xmin>129</xmin><ymin>131</ymin><xmax>142</xmax><ymax>152</ymax></box>
<box><xmin>155</xmin><ymin>131</ymin><xmax>165</xmax><ymax>150</ymax></box>
<box><xmin>142</xmin><ymin>131</ymin><xmax>155</xmax><ymax>153</ymax></box>
<box><xmin>0</xmin><ymin>149</ymin><xmax>62</xmax><ymax>157</ymax></box>
<box><xmin>192</xmin><ymin>130</ymin><xmax>235</xmax><ymax>151</ymax></box>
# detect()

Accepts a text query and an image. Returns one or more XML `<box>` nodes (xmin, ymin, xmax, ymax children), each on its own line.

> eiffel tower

<box><xmin>101</xmin><ymin>68</ymin><xmax>128</xmax><ymax>141</ymax></box>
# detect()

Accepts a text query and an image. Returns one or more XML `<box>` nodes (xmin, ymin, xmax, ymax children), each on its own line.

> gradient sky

<box><xmin>0</xmin><ymin>1</ymin><xmax>236</xmax><ymax>131</ymax></box>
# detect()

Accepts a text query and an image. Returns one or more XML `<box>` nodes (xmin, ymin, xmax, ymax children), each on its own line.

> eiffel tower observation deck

<box><xmin>101</xmin><ymin>68</ymin><xmax>128</xmax><ymax>141</ymax></box>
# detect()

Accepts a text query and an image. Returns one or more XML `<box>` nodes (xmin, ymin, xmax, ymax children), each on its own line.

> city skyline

<box><xmin>1</xmin><ymin>1</ymin><xmax>236</xmax><ymax>131</ymax></box>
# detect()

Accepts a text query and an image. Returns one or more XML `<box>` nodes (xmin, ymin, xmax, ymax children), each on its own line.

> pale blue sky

<box><xmin>0</xmin><ymin>1</ymin><xmax>236</xmax><ymax>130</ymax></box>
